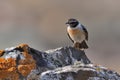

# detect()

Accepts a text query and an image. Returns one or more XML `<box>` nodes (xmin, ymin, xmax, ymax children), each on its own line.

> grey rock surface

<box><xmin>27</xmin><ymin>46</ymin><xmax>91</xmax><ymax>80</ymax></box>
<box><xmin>0</xmin><ymin>45</ymin><xmax>120</xmax><ymax>80</ymax></box>
<box><xmin>40</xmin><ymin>63</ymin><xmax>120</xmax><ymax>80</ymax></box>
<box><xmin>27</xmin><ymin>46</ymin><xmax>120</xmax><ymax>80</ymax></box>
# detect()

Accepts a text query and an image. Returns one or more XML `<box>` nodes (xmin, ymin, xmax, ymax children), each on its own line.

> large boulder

<box><xmin>0</xmin><ymin>44</ymin><xmax>119</xmax><ymax>80</ymax></box>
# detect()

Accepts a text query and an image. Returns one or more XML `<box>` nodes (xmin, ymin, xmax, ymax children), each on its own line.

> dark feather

<box><xmin>67</xmin><ymin>33</ymin><xmax>74</xmax><ymax>43</ymax></box>
<box><xmin>81</xmin><ymin>24</ymin><xmax>88</xmax><ymax>40</ymax></box>
<box><xmin>79</xmin><ymin>40</ymin><xmax>88</xmax><ymax>49</ymax></box>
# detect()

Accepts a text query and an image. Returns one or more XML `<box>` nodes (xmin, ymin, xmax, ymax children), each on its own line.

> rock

<box><xmin>40</xmin><ymin>63</ymin><xmax>120</xmax><ymax>80</ymax></box>
<box><xmin>0</xmin><ymin>44</ymin><xmax>119</xmax><ymax>80</ymax></box>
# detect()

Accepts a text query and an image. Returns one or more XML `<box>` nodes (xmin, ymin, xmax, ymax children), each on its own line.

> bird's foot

<box><xmin>73</xmin><ymin>42</ymin><xmax>85</xmax><ymax>51</ymax></box>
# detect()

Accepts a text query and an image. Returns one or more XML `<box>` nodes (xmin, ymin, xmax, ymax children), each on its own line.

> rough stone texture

<box><xmin>40</xmin><ymin>64</ymin><xmax>120</xmax><ymax>80</ymax></box>
<box><xmin>0</xmin><ymin>44</ymin><xmax>36</xmax><ymax>80</ymax></box>
<box><xmin>0</xmin><ymin>44</ymin><xmax>120</xmax><ymax>80</ymax></box>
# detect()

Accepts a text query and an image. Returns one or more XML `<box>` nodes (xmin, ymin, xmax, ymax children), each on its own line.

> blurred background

<box><xmin>0</xmin><ymin>0</ymin><xmax>120</xmax><ymax>73</ymax></box>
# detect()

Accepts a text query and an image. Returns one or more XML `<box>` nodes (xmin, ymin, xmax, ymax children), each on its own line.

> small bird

<box><xmin>66</xmin><ymin>18</ymin><xmax>88</xmax><ymax>50</ymax></box>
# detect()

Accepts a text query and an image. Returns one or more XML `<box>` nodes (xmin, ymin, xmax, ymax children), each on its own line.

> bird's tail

<box><xmin>79</xmin><ymin>40</ymin><xmax>88</xmax><ymax>49</ymax></box>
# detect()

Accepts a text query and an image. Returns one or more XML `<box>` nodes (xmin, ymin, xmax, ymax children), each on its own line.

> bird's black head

<box><xmin>66</xmin><ymin>18</ymin><xmax>79</xmax><ymax>28</ymax></box>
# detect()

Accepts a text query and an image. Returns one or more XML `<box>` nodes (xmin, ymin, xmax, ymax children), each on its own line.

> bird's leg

<box><xmin>73</xmin><ymin>42</ymin><xmax>84</xmax><ymax>50</ymax></box>
<box><xmin>73</xmin><ymin>42</ymin><xmax>80</xmax><ymax>49</ymax></box>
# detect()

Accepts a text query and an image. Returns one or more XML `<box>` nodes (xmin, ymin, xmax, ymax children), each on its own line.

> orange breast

<box><xmin>68</xmin><ymin>29</ymin><xmax>79</xmax><ymax>35</ymax></box>
<box><xmin>67</xmin><ymin>27</ymin><xmax>85</xmax><ymax>42</ymax></box>
<box><xmin>67</xmin><ymin>28</ymin><xmax>82</xmax><ymax>37</ymax></box>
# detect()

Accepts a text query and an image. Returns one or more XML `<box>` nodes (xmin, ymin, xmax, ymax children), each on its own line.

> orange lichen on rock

<box><xmin>17</xmin><ymin>44</ymin><xmax>36</xmax><ymax>76</ymax></box>
<box><xmin>17</xmin><ymin>43</ymin><xmax>29</xmax><ymax>52</ymax></box>
<box><xmin>0</xmin><ymin>58</ymin><xmax>19</xmax><ymax>80</ymax></box>
<box><xmin>0</xmin><ymin>58</ymin><xmax>16</xmax><ymax>70</ymax></box>
<box><xmin>0</xmin><ymin>50</ymin><xmax>5</xmax><ymax>56</ymax></box>
<box><xmin>0</xmin><ymin>44</ymin><xmax>36</xmax><ymax>79</ymax></box>
<box><xmin>18</xmin><ymin>64</ymin><xmax>35</xmax><ymax>76</ymax></box>
<box><xmin>18</xmin><ymin>52</ymin><xmax>36</xmax><ymax>76</ymax></box>
<box><xmin>17</xmin><ymin>43</ymin><xmax>29</xmax><ymax>48</ymax></box>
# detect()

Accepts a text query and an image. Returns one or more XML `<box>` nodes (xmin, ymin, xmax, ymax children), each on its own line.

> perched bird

<box><xmin>66</xmin><ymin>18</ymin><xmax>88</xmax><ymax>50</ymax></box>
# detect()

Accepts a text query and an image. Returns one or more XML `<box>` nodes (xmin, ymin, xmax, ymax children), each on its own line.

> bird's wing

<box><xmin>67</xmin><ymin>33</ymin><xmax>74</xmax><ymax>43</ymax></box>
<box><xmin>81</xmin><ymin>24</ymin><xmax>88</xmax><ymax>41</ymax></box>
